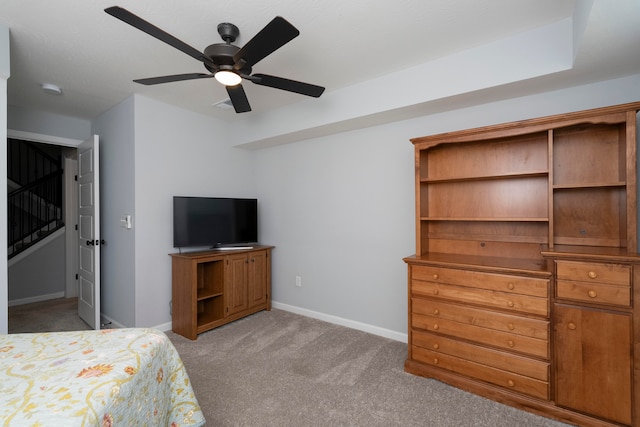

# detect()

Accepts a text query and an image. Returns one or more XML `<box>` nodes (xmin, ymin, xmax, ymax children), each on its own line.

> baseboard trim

<box><xmin>153</xmin><ymin>321</ymin><xmax>173</xmax><ymax>333</ymax></box>
<box><xmin>96</xmin><ymin>315</ymin><xmax>171</xmax><ymax>332</ymax></box>
<box><xmin>8</xmin><ymin>291</ymin><xmax>65</xmax><ymax>307</ymax></box>
<box><xmin>99</xmin><ymin>313</ymin><xmax>126</xmax><ymax>329</ymax></box>
<box><xmin>272</xmin><ymin>301</ymin><xmax>408</xmax><ymax>343</ymax></box>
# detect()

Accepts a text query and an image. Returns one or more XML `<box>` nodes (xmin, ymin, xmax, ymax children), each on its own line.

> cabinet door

<box><xmin>248</xmin><ymin>250</ymin><xmax>268</xmax><ymax>308</ymax></box>
<box><xmin>226</xmin><ymin>254</ymin><xmax>249</xmax><ymax>315</ymax></box>
<box><xmin>554</xmin><ymin>305</ymin><xmax>632</xmax><ymax>425</ymax></box>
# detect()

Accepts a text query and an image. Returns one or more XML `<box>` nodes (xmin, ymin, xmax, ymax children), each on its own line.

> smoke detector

<box><xmin>41</xmin><ymin>83</ymin><xmax>63</xmax><ymax>95</ymax></box>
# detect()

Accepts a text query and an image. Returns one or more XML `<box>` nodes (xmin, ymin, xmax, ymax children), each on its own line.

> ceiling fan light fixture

<box><xmin>214</xmin><ymin>70</ymin><xmax>242</xmax><ymax>86</ymax></box>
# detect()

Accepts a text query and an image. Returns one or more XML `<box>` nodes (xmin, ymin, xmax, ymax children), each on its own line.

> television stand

<box><xmin>170</xmin><ymin>245</ymin><xmax>273</xmax><ymax>339</ymax></box>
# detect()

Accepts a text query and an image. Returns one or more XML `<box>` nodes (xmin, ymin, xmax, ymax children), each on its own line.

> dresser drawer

<box><xmin>412</xmin><ymin>280</ymin><xmax>549</xmax><ymax>317</ymax></box>
<box><xmin>412</xmin><ymin>265</ymin><xmax>548</xmax><ymax>297</ymax></box>
<box><xmin>412</xmin><ymin>330</ymin><xmax>549</xmax><ymax>381</ymax></box>
<box><xmin>412</xmin><ymin>345</ymin><xmax>549</xmax><ymax>400</ymax></box>
<box><xmin>556</xmin><ymin>261</ymin><xmax>630</xmax><ymax>286</ymax></box>
<box><xmin>412</xmin><ymin>298</ymin><xmax>549</xmax><ymax>340</ymax></box>
<box><xmin>412</xmin><ymin>312</ymin><xmax>549</xmax><ymax>359</ymax></box>
<box><xmin>556</xmin><ymin>280</ymin><xmax>631</xmax><ymax>307</ymax></box>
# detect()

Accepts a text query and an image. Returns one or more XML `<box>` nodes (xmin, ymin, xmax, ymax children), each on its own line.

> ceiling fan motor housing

<box><xmin>203</xmin><ymin>43</ymin><xmax>252</xmax><ymax>75</ymax></box>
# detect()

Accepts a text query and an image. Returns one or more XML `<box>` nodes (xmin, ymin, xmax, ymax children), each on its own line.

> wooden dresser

<box><xmin>404</xmin><ymin>102</ymin><xmax>640</xmax><ymax>427</ymax></box>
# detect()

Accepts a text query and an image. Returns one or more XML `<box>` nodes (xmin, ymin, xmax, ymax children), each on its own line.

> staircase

<box><xmin>7</xmin><ymin>138</ymin><xmax>64</xmax><ymax>258</ymax></box>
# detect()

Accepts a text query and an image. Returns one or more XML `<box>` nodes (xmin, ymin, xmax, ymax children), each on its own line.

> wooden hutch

<box><xmin>404</xmin><ymin>102</ymin><xmax>640</xmax><ymax>426</ymax></box>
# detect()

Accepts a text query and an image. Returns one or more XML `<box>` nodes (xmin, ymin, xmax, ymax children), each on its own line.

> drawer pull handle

<box><xmin>433</xmin><ymin>309</ymin><xmax>440</xmax><ymax>315</ymax></box>
<box><xmin>588</xmin><ymin>290</ymin><xmax>597</xmax><ymax>298</ymax></box>
<box><xmin>568</xmin><ymin>322</ymin><xmax>576</xmax><ymax>330</ymax></box>
<box><xmin>433</xmin><ymin>289</ymin><xmax>439</xmax><ymax>295</ymax></box>
<box><xmin>432</xmin><ymin>274</ymin><xmax>439</xmax><ymax>280</ymax></box>
<box><xmin>588</xmin><ymin>271</ymin><xmax>597</xmax><ymax>279</ymax></box>
<box><xmin>433</xmin><ymin>358</ymin><xmax>439</xmax><ymax>364</ymax></box>
<box><xmin>507</xmin><ymin>380</ymin><xmax>515</xmax><ymax>387</ymax></box>
<box><xmin>507</xmin><ymin>323</ymin><xmax>515</xmax><ymax>331</ymax></box>
<box><xmin>507</xmin><ymin>283</ymin><xmax>515</xmax><ymax>290</ymax></box>
<box><xmin>508</xmin><ymin>340</ymin><xmax>515</xmax><ymax>348</ymax></box>
<box><xmin>507</xmin><ymin>300</ymin><xmax>514</xmax><ymax>307</ymax></box>
<box><xmin>433</xmin><ymin>343</ymin><xmax>439</xmax><ymax>350</ymax></box>
<box><xmin>433</xmin><ymin>324</ymin><xmax>439</xmax><ymax>330</ymax></box>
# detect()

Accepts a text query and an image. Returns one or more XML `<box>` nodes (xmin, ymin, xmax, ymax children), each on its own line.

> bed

<box><xmin>0</xmin><ymin>328</ymin><xmax>205</xmax><ymax>426</ymax></box>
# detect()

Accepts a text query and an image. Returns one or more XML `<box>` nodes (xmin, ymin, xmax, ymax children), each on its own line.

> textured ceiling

<box><xmin>1</xmin><ymin>0</ymin><xmax>639</xmax><ymax>123</ymax></box>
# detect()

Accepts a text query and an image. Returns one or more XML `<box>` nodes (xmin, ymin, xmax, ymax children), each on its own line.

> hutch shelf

<box><xmin>404</xmin><ymin>102</ymin><xmax>640</xmax><ymax>427</ymax></box>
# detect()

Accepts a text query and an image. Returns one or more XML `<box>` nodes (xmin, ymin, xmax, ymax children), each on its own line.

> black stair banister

<box><xmin>7</xmin><ymin>139</ymin><xmax>64</xmax><ymax>259</ymax></box>
<box><xmin>7</xmin><ymin>138</ymin><xmax>61</xmax><ymax>186</ymax></box>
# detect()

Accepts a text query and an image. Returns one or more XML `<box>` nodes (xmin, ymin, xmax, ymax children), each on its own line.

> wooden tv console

<box><xmin>404</xmin><ymin>102</ymin><xmax>640</xmax><ymax>426</ymax></box>
<box><xmin>170</xmin><ymin>245</ymin><xmax>273</xmax><ymax>340</ymax></box>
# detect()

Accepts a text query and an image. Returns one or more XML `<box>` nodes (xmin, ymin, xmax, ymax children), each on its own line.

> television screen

<box><xmin>173</xmin><ymin>196</ymin><xmax>258</xmax><ymax>248</ymax></box>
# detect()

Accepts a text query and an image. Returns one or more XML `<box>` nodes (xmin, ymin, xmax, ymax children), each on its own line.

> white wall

<box><xmin>132</xmin><ymin>95</ymin><xmax>255</xmax><ymax>328</ymax></box>
<box><xmin>92</xmin><ymin>96</ymin><xmax>136</xmax><ymax>327</ymax></box>
<box><xmin>0</xmin><ymin>23</ymin><xmax>9</xmax><ymax>334</ymax></box>
<box><xmin>254</xmin><ymin>73</ymin><xmax>640</xmax><ymax>341</ymax></box>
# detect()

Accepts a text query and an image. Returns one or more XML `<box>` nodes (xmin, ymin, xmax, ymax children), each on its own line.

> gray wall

<box><xmin>91</xmin><ymin>96</ymin><xmax>136</xmax><ymax>327</ymax></box>
<box><xmin>8</xmin><ymin>105</ymin><xmax>90</xmax><ymax>140</ymax></box>
<box><xmin>8</xmin><ymin>231</ymin><xmax>66</xmax><ymax>302</ymax></box>
<box><xmin>91</xmin><ymin>94</ymin><xmax>255</xmax><ymax>328</ymax></box>
<box><xmin>131</xmin><ymin>95</ymin><xmax>254</xmax><ymax>328</ymax></box>
<box><xmin>253</xmin><ymin>74</ymin><xmax>640</xmax><ymax>341</ymax></box>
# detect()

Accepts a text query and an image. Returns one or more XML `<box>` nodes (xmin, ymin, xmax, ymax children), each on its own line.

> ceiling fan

<box><xmin>104</xmin><ymin>6</ymin><xmax>325</xmax><ymax>113</ymax></box>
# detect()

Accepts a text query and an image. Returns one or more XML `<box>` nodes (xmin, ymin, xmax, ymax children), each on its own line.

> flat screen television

<box><xmin>173</xmin><ymin>196</ymin><xmax>258</xmax><ymax>248</ymax></box>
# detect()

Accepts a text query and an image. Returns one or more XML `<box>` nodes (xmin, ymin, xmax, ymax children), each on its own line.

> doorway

<box><xmin>7</xmin><ymin>130</ymin><xmax>81</xmax><ymax>332</ymax></box>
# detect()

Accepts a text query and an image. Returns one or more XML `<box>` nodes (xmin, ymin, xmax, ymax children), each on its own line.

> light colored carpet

<box><xmin>8</xmin><ymin>297</ymin><xmax>91</xmax><ymax>333</ymax></box>
<box><xmin>166</xmin><ymin>309</ymin><xmax>573</xmax><ymax>427</ymax></box>
<box><xmin>8</xmin><ymin>300</ymin><xmax>572</xmax><ymax>426</ymax></box>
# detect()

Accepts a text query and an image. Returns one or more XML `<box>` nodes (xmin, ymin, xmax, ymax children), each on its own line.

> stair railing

<box><xmin>7</xmin><ymin>139</ymin><xmax>64</xmax><ymax>258</ymax></box>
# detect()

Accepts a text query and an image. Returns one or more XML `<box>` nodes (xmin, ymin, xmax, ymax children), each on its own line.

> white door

<box><xmin>77</xmin><ymin>135</ymin><xmax>100</xmax><ymax>329</ymax></box>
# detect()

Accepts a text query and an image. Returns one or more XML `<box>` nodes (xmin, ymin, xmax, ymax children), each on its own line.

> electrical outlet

<box><xmin>295</xmin><ymin>275</ymin><xmax>302</xmax><ymax>287</ymax></box>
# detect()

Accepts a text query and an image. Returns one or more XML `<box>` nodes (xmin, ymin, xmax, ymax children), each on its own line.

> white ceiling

<box><xmin>1</xmin><ymin>0</ymin><xmax>639</xmax><ymax>124</ymax></box>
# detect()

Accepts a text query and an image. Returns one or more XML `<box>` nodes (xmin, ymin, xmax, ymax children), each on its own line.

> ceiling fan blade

<box><xmin>226</xmin><ymin>84</ymin><xmax>252</xmax><ymax>113</ymax></box>
<box><xmin>133</xmin><ymin>73</ymin><xmax>213</xmax><ymax>85</ymax></box>
<box><xmin>105</xmin><ymin>6</ymin><xmax>214</xmax><ymax>67</ymax></box>
<box><xmin>233</xmin><ymin>17</ymin><xmax>299</xmax><ymax>68</ymax></box>
<box><xmin>250</xmin><ymin>74</ymin><xmax>325</xmax><ymax>98</ymax></box>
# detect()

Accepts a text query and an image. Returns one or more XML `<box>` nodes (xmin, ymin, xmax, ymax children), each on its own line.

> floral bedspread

<box><xmin>0</xmin><ymin>328</ymin><xmax>205</xmax><ymax>426</ymax></box>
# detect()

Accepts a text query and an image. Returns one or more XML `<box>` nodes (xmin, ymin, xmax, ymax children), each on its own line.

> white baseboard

<box><xmin>99</xmin><ymin>314</ymin><xmax>171</xmax><ymax>332</ymax></box>
<box><xmin>153</xmin><ymin>321</ymin><xmax>173</xmax><ymax>332</ymax></box>
<box><xmin>272</xmin><ymin>301</ymin><xmax>408</xmax><ymax>343</ymax></box>
<box><xmin>8</xmin><ymin>291</ymin><xmax>65</xmax><ymax>307</ymax></box>
<box><xmin>99</xmin><ymin>313</ymin><xmax>126</xmax><ymax>329</ymax></box>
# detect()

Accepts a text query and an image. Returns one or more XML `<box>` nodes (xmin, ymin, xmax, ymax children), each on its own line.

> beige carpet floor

<box><xmin>8</xmin><ymin>297</ymin><xmax>91</xmax><ymax>333</ymax></box>
<box><xmin>7</xmin><ymin>299</ymin><xmax>573</xmax><ymax>426</ymax></box>
<box><xmin>166</xmin><ymin>309</ymin><xmax>573</xmax><ymax>427</ymax></box>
